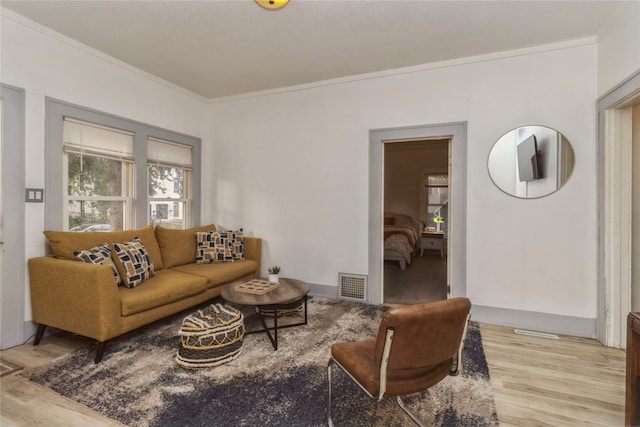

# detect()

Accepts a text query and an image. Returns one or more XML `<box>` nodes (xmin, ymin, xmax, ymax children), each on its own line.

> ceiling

<box><xmin>2</xmin><ymin>1</ymin><xmax>626</xmax><ymax>100</ymax></box>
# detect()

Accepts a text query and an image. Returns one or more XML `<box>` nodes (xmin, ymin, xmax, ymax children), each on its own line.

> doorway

<box><xmin>368</xmin><ymin>122</ymin><xmax>467</xmax><ymax>306</ymax></box>
<box><xmin>383</xmin><ymin>139</ymin><xmax>449</xmax><ymax>304</ymax></box>
<box><xmin>597</xmin><ymin>70</ymin><xmax>640</xmax><ymax>349</ymax></box>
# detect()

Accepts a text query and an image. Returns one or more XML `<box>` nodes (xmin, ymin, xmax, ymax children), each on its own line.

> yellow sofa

<box><xmin>28</xmin><ymin>224</ymin><xmax>261</xmax><ymax>362</ymax></box>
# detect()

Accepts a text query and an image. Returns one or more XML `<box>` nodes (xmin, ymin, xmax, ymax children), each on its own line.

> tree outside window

<box><xmin>148</xmin><ymin>138</ymin><xmax>192</xmax><ymax>229</ymax></box>
<box><xmin>64</xmin><ymin>119</ymin><xmax>133</xmax><ymax>232</ymax></box>
<box><xmin>67</xmin><ymin>153</ymin><xmax>127</xmax><ymax>231</ymax></box>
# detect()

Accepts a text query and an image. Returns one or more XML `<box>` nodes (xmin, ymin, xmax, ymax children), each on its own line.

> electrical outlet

<box><xmin>25</xmin><ymin>188</ymin><xmax>44</xmax><ymax>203</ymax></box>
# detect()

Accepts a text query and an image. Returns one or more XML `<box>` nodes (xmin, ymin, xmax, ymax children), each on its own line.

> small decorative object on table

<box><xmin>268</xmin><ymin>266</ymin><xmax>281</xmax><ymax>283</ymax></box>
<box><xmin>176</xmin><ymin>303</ymin><xmax>245</xmax><ymax>370</ymax></box>
<box><xmin>234</xmin><ymin>279</ymin><xmax>281</xmax><ymax>295</ymax></box>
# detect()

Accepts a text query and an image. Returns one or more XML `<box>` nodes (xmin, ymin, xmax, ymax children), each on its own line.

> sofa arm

<box><xmin>243</xmin><ymin>237</ymin><xmax>262</xmax><ymax>278</ymax></box>
<box><xmin>28</xmin><ymin>256</ymin><xmax>122</xmax><ymax>342</ymax></box>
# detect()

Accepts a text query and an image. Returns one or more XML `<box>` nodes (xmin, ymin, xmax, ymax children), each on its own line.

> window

<box><xmin>148</xmin><ymin>137</ymin><xmax>192</xmax><ymax>229</ymax></box>
<box><xmin>423</xmin><ymin>173</ymin><xmax>448</xmax><ymax>233</ymax></box>
<box><xmin>46</xmin><ymin>98</ymin><xmax>201</xmax><ymax>231</ymax></box>
<box><xmin>63</xmin><ymin>119</ymin><xmax>134</xmax><ymax>231</ymax></box>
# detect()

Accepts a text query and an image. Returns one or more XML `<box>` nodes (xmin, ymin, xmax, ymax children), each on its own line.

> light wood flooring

<box><xmin>481</xmin><ymin>324</ymin><xmax>625</xmax><ymax>426</ymax></box>
<box><xmin>0</xmin><ymin>323</ymin><xmax>626</xmax><ymax>426</ymax></box>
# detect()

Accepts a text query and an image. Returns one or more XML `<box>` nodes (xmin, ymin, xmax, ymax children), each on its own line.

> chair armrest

<box><xmin>28</xmin><ymin>256</ymin><xmax>122</xmax><ymax>342</ymax></box>
<box><xmin>243</xmin><ymin>237</ymin><xmax>262</xmax><ymax>278</ymax></box>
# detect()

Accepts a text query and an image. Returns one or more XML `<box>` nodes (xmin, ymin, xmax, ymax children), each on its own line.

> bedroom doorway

<box><xmin>368</xmin><ymin>121</ymin><xmax>467</xmax><ymax>307</ymax></box>
<box><xmin>383</xmin><ymin>139</ymin><xmax>449</xmax><ymax>305</ymax></box>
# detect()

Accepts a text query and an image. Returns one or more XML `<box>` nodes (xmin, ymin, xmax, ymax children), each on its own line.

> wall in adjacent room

<box><xmin>384</xmin><ymin>140</ymin><xmax>448</xmax><ymax>225</ymax></box>
<box><xmin>205</xmin><ymin>40</ymin><xmax>599</xmax><ymax>336</ymax></box>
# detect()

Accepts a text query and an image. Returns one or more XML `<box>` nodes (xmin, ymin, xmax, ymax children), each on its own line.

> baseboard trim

<box><xmin>471</xmin><ymin>304</ymin><xmax>596</xmax><ymax>339</ymax></box>
<box><xmin>309</xmin><ymin>283</ymin><xmax>338</xmax><ymax>299</ymax></box>
<box><xmin>265</xmin><ymin>283</ymin><xmax>597</xmax><ymax>339</ymax></box>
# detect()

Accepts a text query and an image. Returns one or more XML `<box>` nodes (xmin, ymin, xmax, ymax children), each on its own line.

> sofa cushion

<box><xmin>44</xmin><ymin>224</ymin><xmax>164</xmax><ymax>270</ymax></box>
<box><xmin>73</xmin><ymin>243</ymin><xmax>122</xmax><ymax>286</ymax></box>
<box><xmin>155</xmin><ymin>224</ymin><xmax>217</xmax><ymax>268</ymax></box>
<box><xmin>171</xmin><ymin>259</ymin><xmax>258</xmax><ymax>288</ymax></box>
<box><xmin>112</xmin><ymin>238</ymin><xmax>155</xmax><ymax>288</ymax></box>
<box><xmin>119</xmin><ymin>269</ymin><xmax>208</xmax><ymax>316</ymax></box>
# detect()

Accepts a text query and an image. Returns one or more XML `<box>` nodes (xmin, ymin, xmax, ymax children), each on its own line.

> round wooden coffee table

<box><xmin>221</xmin><ymin>278</ymin><xmax>310</xmax><ymax>350</ymax></box>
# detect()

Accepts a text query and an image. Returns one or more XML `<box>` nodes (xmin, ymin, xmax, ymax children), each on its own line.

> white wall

<box><xmin>597</xmin><ymin>1</ymin><xmax>640</xmax><ymax>96</ymax></box>
<box><xmin>0</xmin><ymin>10</ymin><xmax>206</xmax><ymax>321</ymax></box>
<box><xmin>206</xmin><ymin>41</ymin><xmax>599</xmax><ymax>333</ymax></box>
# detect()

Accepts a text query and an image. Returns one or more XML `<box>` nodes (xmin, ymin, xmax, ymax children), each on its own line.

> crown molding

<box><xmin>1</xmin><ymin>7</ymin><xmax>208</xmax><ymax>104</ymax></box>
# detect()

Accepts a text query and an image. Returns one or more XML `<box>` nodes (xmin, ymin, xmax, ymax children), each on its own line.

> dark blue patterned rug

<box><xmin>21</xmin><ymin>297</ymin><xmax>498</xmax><ymax>426</ymax></box>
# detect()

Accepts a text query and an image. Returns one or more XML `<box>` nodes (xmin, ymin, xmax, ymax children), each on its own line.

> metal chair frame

<box><xmin>327</xmin><ymin>314</ymin><xmax>470</xmax><ymax>426</ymax></box>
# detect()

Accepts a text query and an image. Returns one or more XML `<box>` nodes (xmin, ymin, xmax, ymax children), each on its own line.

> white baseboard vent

<box><xmin>338</xmin><ymin>273</ymin><xmax>367</xmax><ymax>302</ymax></box>
<box><xmin>514</xmin><ymin>329</ymin><xmax>559</xmax><ymax>339</ymax></box>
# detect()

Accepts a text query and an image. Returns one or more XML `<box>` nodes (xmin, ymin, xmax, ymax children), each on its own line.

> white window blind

<box><xmin>148</xmin><ymin>137</ymin><xmax>192</xmax><ymax>170</ymax></box>
<box><xmin>63</xmin><ymin>118</ymin><xmax>134</xmax><ymax>161</ymax></box>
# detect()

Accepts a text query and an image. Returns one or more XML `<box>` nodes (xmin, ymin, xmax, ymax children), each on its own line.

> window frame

<box><xmin>148</xmin><ymin>164</ymin><xmax>191</xmax><ymax>228</ymax></box>
<box><xmin>419</xmin><ymin>169</ymin><xmax>449</xmax><ymax>232</ymax></box>
<box><xmin>46</xmin><ymin>98</ymin><xmax>201</xmax><ymax>231</ymax></box>
<box><xmin>64</xmin><ymin>131</ymin><xmax>135</xmax><ymax>231</ymax></box>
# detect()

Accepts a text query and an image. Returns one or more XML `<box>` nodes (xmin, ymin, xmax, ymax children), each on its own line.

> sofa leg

<box><xmin>34</xmin><ymin>324</ymin><xmax>47</xmax><ymax>345</ymax></box>
<box><xmin>95</xmin><ymin>341</ymin><xmax>107</xmax><ymax>363</ymax></box>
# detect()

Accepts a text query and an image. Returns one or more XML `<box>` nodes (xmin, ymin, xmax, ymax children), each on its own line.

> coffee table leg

<box><xmin>253</xmin><ymin>299</ymin><xmax>307</xmax><ymax>351</ymax></box>
<box><xmin>256</xmin><ymin>307</ymin><xmax>278</xmax><ymax>350</ymax></box>
<box><xmin>304</xmin><ymin>295</ymin><xmax>308</xmax><ymax>325</ymax></box>
<box><xmin>273</xmin><ymin>308</ymin><xmax>278</xmax><ymax>350</ymax></box>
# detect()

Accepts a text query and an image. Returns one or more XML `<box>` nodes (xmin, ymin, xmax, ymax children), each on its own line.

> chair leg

<box><xmin>327</xmin><ymin>358</ymin><xmax>335</xmax><ymax>427</ymax></box>
<box><xmin>34</xmin><ymin>324</ymin><xmax>47</xmax><ymax>345</ymax></box>
<box><xmin>396</xmin><ymin>396</ymin><xmax>426</xmax><ymax>427</ymax></box>
<box><xmin>451</xmin><ymin>314</ymin><xmax>471</xmax><ymax>376</ymax></box>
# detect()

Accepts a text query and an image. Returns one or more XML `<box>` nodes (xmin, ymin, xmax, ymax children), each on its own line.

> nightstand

<box><xmin>420</xmin><ymin>231</ymin><xmax>445</xmax><ymax>257</ymax></box>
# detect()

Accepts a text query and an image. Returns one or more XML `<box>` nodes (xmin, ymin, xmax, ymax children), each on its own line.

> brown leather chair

<box><xmin>327</xmin><ymin>297</ymin><xmax>472</xmax><ymax>426</ymax></box>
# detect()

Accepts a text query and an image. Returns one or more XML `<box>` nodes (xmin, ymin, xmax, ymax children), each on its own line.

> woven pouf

<box><xmin>176</xmin><ymin>303</ymin><xmax>245</xmax><ymax>370</ymax></box>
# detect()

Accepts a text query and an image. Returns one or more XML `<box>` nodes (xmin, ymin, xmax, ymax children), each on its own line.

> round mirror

<box><xmin>488</xmin><ymin>125</ymin><xmax>574</xmax><ymax>199</ymax></box>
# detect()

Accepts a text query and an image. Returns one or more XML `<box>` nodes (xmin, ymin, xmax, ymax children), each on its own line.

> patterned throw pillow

<box><xmin>74</xmin><ymin>243</ymin><xmax>122</xmax><ymax>286</ymax></box>
<box><xmin>228</xmin><ymin>229</ymin><xmax>245</xmax><ymax>261</ymax></box>
<box><xmin>196</xmin><ymin>231</ymin><xmax>234</xmax><ymax>264</ymax></box>
<box><xmin>112</xmin><ymin>237</ymin><xmax>155</xmax><ymax>288</ymax></box>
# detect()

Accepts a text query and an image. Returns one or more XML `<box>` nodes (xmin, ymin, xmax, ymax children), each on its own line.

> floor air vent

<box><xmin>514</xmin><ymin>329</ymin><xmax>559</xmax><ymax>339</ymax></box>
<box><xmin>338</xmin><ymin>273</ymin><xmax>367</xmax><ymax>302</ymax></box>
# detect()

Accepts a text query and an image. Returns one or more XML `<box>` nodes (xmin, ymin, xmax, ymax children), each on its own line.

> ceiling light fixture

<box><xmin>256</xmin><ymin>0</ymin><xmax>290</xmax><ymax>10</ymax></box>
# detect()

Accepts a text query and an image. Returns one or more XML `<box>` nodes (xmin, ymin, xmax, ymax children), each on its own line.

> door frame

<box><xmin>1</xmin><ymin>84</ymin><xmax>26</xmax><ymax>349</ymax></box>
<box><xmin>368</xmin><ymin>122</ymin><xmax>467</xmax><ymax>305</ymax></box>
<box><xmin>597</xmin><ymin>69</ymin><xmax>640</xmax><ymax>348</ymax></box>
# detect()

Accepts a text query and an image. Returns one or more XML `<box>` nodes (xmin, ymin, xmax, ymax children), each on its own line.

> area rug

<box><xmin>21</xmin><ymin>297</ymin><xmax>498</xmax><ymax>426</ymax></box>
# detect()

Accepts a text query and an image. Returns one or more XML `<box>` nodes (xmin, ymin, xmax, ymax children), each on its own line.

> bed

<box><xmin>383</xmin><ymin>213</ymin><xmax>419</xmax><ymax>270</ymax></box>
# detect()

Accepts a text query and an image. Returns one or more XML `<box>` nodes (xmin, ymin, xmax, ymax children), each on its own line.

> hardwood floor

<box><xmin>0</xmin><ymin>333</ymin><xmax>122</xmax><ymax>426</ymax></box>
<box><xmin>481</xmin><ymin>324</ymin><xmax>625</xmax><ymax>426</ymax></box>
<box><xmin>0</xmin><ymin>324</ymin><xmax>626</xmax><ymax>426</ymax></box>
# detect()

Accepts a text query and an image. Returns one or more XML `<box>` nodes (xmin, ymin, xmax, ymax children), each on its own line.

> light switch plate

<box><xmin>25</xmin><ymin>188</ymin><xmax>44</xmax><ymax>202</ymax></box>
